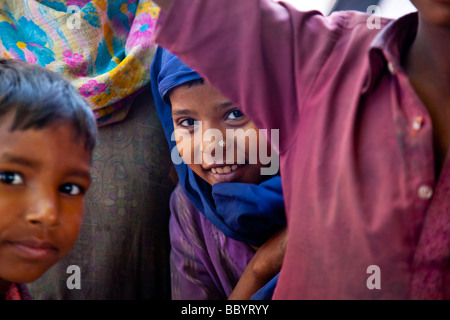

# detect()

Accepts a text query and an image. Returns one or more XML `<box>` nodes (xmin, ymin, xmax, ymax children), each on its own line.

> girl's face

<box><xmin>170</xmin><ymin>82</ymin><xmax>273</xmax><ymax>186</ymax></box>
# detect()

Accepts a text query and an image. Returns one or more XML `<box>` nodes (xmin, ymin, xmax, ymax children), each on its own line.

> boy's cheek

<box><xmin>56</xmin><ymin>202</ymin><xmax>85</xmax><ymax>253</ymax></box>
<box><xmin>0</xmin><ymin>243</ymin><xmax>63</xmax><ymax>283</ymax></box>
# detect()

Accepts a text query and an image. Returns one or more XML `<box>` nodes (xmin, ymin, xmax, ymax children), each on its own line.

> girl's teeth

<box><xmin>211</xmin><ymin>165</ymin><xmax>240</xmax><ymax>175</ymax></box>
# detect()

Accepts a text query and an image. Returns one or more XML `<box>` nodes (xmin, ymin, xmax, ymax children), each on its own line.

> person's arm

<box><xmin>152</xmin><ymin>0</ymin><xmax>344</xmax><ymax>154</ymax></box>
<box><xmin>228</xmin><ymin>227</ymin><xmax>287</xmax><ymax>300</ymax></box>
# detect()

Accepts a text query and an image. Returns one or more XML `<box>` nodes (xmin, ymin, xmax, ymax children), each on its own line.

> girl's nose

<box><xmin>199</xmin><ymin>125</ymin><xmax>227</xmax><ymax>160</ymax></box>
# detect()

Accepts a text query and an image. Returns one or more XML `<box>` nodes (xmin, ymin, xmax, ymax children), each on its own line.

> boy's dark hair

<box><xmin>0</xmin><ymin>58</ymin><xmax>97</xmax><ymax>152</ymax></box>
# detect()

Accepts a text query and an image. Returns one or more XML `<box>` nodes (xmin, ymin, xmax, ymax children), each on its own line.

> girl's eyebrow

<box><xmin>215</xmin><ymin>101</ymin><xmax>235</xmax><ymax>110</ymax></box>
<box><xmin>172</xmin><ymin>108</ymin><xmax>198</xmax><ymax>116</ymax></box>
<box><xmin>172</xmin><ymin>101</ymin><xmax>236</xmax><ymax>116</ymax></box>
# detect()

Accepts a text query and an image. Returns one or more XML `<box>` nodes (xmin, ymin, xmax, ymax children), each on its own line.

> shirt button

<box><xmin>412</xmin><ymin>116</ymin><xmax>424</xmax><ymax>133</ymax></box>
<box><xmin>387</xmin><ymin>62</ymin><xmax>395</xmax><ymax>75</ymax></box>
<box><xmin>418</xmin><ymin>185</ymin><xmax>433</xmax><ymax>200</ymax></box>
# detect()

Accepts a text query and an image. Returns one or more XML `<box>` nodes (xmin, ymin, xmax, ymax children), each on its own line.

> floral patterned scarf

<box><xmin>0</xmin><ymin>0</ymin><xmax>159</xmax><ymax>125</ymax></box>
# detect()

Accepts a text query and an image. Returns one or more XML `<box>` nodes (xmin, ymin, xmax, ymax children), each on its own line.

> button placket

<box><xmin>387</xmin><ymin>62</ymin><xmax>395</xmax><ymax>75</ymax></box>
<box><xmin>411</xmin><ymin>116</ymin><xmax>424</xmax><ymax>135</ymax></box>
<box><xmin>417</xmin><ymin>185</ymin><xmax>433</xmax><ymax>200</ymax></box>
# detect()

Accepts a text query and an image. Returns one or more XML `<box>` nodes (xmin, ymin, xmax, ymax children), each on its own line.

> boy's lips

<box><xmin>6</xmin><ymin>238</ymin><xmax>58</xmax><ymax>260</ymax></box>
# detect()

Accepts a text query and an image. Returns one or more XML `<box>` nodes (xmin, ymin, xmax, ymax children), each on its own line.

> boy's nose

<box><xmin>25</xmin><ymin>190</ymin><xmax>59</xmax><ymax>228</ymax></box>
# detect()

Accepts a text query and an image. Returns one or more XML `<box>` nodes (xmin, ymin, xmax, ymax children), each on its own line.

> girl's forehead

<box><xmin>171</xmin><ymin>84</ymin><xmax>235</xmax><ymax>114</ymax></box>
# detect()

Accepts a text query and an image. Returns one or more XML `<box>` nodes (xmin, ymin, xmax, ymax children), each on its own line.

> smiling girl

<box><xmin>151</xmin><ymin>47</ymin><xmax>286</xmax><ymax>300</ymax></box>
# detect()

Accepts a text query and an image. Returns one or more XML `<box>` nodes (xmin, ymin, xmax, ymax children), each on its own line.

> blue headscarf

<box><xmin>150</xmin><ymin>47</ymin><xmax>285</xmax><ymax>247</ymax></box>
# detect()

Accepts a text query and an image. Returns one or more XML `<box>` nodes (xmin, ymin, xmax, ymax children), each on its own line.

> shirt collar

<box><xmin>363</xmin><ymin>12</ymin><xmax>418</xmax><ymax>93</ymax></box>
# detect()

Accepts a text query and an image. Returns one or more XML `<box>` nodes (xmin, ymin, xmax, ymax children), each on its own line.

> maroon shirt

<box><xmin>154</xmin><ymin>0</ymin><xmax>450</xmax><ymax>299</ymax></box>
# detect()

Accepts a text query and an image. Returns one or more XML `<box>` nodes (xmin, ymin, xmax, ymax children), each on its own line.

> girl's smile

<box><xmin>204</xmin><ymin>163</ymin><xmax>246</xmax><ymax>183</ymax></box>
<box><xmin>170</xmin><ymin>82</ymin><xmax>272</xmax><ymax>186</ymax></box>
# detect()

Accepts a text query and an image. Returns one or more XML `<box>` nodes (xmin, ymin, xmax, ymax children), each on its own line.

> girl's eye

<box><xmin>0</xmin><ymin>172</ymin><xmax>24</xmax><ymax>185</ymax></box>
<box><xmin>59</xmin><ymin>183</ymin><xmax>84</xmax><ymax>196</ymax></box>
<box><xmin>179</xmin><ymin>118</ymin><xmax>196</xmax><ymax>127</ymax></box>
<box><xmin>227</xmin><ymin>109</ymin><xmax>244</xmax><ymax>120</ymax></box>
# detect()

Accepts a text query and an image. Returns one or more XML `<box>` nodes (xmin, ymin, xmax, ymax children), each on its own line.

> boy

<box><xmin>0</xmin><ymin>58</ymin><xmax>97</xmax><ymax>299</ymax></box>
<box><xmin>152</xmin><ymin>0</ymin><xmax>449</xmax><ymax>299</ymax></box>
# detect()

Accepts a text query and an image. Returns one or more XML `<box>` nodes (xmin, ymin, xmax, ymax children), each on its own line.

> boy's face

<box><xmin>170</xmin><ymin>82</ymin><xmax>271</xmax><ymax>186</ymax></box>
<box><xmin>0</xmin><ymin>112</ymin><xmax>92</xmax><ymax>284</ymax></box>
<box><xmin>411</xmin><ymin>0</ymin><xmax>450</xmax><ymax>27</ymax></box>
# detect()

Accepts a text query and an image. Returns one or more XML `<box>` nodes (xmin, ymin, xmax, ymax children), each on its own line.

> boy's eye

<box><xmin>179</xmin><ymin>118</ymin><xmax>196</xmax><ymax>127</ymax></box>
<box><xmin>227</xmin><ymin>109</ymin><xmax>244</xmax><ymax>120</ymax></box>
<box><xmin>59</xmin><ymin>183</ymin><xmax>84</xmax><ymax>196</ymax></box>
<box><xmin>0</xmin><ymin>172</ymin><xmax>24</xmax><ymax>185</ymax></box>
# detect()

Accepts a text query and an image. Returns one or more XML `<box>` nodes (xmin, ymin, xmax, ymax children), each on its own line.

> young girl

<box><xmin>0</xmin><ymin>58</ymin><xmax>97</xmax><ymax>299</ymax></box>
<box><xmin>152</xmin><ymin>0</ymin><xmax>449</xmax><ymax>299</ymax></box>
<box><xmin>150</xmin><ymin>47</ymin><xmax>286</xmax><ymax>299</ymax></box>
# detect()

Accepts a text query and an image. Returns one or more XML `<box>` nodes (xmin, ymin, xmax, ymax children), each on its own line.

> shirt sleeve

<box><xmin>153</xmin><ymin>0</ymin><xmax>346</xmax><ymax>153</ymax></box>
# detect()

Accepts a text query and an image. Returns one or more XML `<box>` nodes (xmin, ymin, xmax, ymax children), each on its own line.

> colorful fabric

<box><xmin>153</xmin><ymin>1</ymin><xmax>450</xmax><ymax>300</ymax></box>
<box><xmin>4</xmin><ymin>283</ymin><xmax>32</xmax><ymax>300</ymax></box>
<box><xmin>169</xmin><ymin>184</ymin><xmax>255</xmax><ymax>299</ymax></box>
<box><xmin>0</xmin><ymin>0</ymin><xmax>159</xmax><ymax>125</ymax></box>
<box><xmin>150</xmin><ymin>47</ymin><xmax>286</xmax><ymax>247</ymax></box>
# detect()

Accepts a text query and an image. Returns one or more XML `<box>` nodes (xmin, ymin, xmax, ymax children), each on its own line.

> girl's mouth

<box><xmin>207</xmin><ymin>164</ymin><xmax>246</xmax><ymax>183</ymax></box>
<box><xmin>210</xmin><ymin>164</ymin><xmax>241</xmax><ymax>174</ymax></box>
